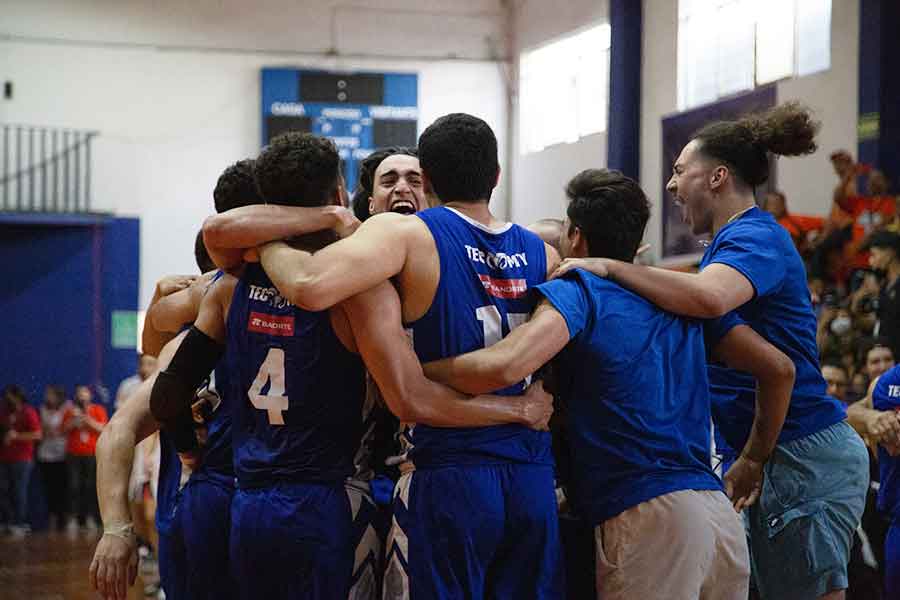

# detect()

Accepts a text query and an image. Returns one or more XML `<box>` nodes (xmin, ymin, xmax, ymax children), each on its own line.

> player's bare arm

<box><xmin>148</xmin><ymin>276</ymin><xmax>236</xmax><ymax>451</ymax></box>
<box><xmin>424</xmin><ymin>299</ymin><xmax>570</xmax><ymax>395</ymax></box>
<box><xmin>203</xmin><ymin>204</ymin><xmax>358</xmax><ymax>271</ymax></box>
<box><xmin>148</xmin><ymin>271</ymin><xmax>217</xmax><ymax>332</ymax></box>
<box><xmin>709</xmin><ymin>325</ymin><xmax>794</xmax><ymax>511</ymax></box>
<box><xmin>339</xmin><ymin>281</ymin><xmax>552</xmax><ymax>430</ymax></box>
<box><xmin>848</xmin><ymin>376</ymin><xmax>900</xmax><ymax>446</ymax></box>
<box><xmin>142</xmin><ymin>274</ymin><xmax>200</xmax><ymax>357</ymax></box>
<box><xmin>259</xmin><ymin>211</ymin><xmax>426</xmax><ymax>312</ymax></box>
<box><xmin>552</xmin><ymin>259</ymin><xmax>754</xmax><ymax>319</ymax></box>
<box><xmin>91</xmin><ymin>330</ymin><xmax>187</xmax><ymax>600</ymax></box>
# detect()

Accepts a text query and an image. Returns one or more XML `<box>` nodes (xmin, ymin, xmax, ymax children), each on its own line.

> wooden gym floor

<box><xmin>0</xmin><ymin>530</ymin><xmax>151</xmax><ymax>600</ymax></box>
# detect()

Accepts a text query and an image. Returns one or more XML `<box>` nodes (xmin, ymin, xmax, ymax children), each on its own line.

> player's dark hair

<box><xmin>194</xmin><ymin>230</ymin><xmax>215</xmax><ymax>274</ymax></box>
<box><xmin>418</xmin><ymin>113</ymin><xmax>499</xmax><ymax>203</ymax></box>
<box><xmin>254</xmin><ymin>132</ymin><xmax>341</xmax><ymax>207</ymax></box>
<box><xmin>694</xmin><ymin>102</ymin><xmax>820</xmax><ymax>187</ymax></box>
<box><xmin>214</xmin><ymin>159</ymin><xmax>261</xmax><ymax>213</ymax></box>
<box><xmin>352</xmin><ymin>147</ymin><xmax>418</xmax><ymax>221</ymax></box>
<box><xmin>565</xmin><ymin>169</ymin><xmax>650</xmax><ymax>262</ymax></box>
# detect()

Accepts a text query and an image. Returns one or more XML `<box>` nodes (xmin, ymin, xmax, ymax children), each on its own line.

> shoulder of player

<box><xmin>363</xmin><ymin>211</ymin><xmax>427</xmax><ymax>234</ymax></box>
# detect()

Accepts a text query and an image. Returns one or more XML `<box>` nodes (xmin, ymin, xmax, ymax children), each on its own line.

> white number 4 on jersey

<box><xmin>248</xmin><ymin>348</ymin><xmax>289</xmax><ymax>425</ymax></box>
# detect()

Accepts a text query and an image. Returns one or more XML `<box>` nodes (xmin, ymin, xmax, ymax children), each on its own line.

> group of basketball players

<box><xmin>89</xmin><ymin>106</ymin><xmax>873</xmax><ymax>600</ymax></box>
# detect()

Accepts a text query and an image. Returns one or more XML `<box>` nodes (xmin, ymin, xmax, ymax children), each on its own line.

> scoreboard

<box><xmin>261</xmin><ymin>68</ymin><xmax>419</xmax><ymax>192</ymax></box>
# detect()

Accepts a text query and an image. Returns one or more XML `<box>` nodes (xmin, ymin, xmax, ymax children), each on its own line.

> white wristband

<box><xmin>103</xmin><ymin>522</ymin><xmax>135</xmax><ymax>542</ymax></box>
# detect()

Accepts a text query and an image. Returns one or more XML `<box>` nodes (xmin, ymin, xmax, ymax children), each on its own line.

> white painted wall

<box><xmin>640</xmin><ymin>0</ymin><xmax>860</xmax><ymax>263</ymax></box>
<box><xmin>508</xmin><ymin>0</ymin><xmax>611</xmax><ymax>226</ymax></box>
<box><xmin>1</xmin><ymin>0</ymin><xmax>508</xmax><ymax>308</ymax></box>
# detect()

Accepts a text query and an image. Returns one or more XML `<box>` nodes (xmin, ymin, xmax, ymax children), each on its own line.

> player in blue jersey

<box><xmin>153</xmin><ymin>132</ymin><xmax>553</xmax><ymax>600</ymax></box>
<box><xmin>422</xmin><ymin>168</ymin><xmax>807</xmax><ymax>598</ymax></box>
<box><xmin>91</xmin><ymin>160</ymin><xmax>264</xmax><ymax>600</ymax></box>
<box><xmin>204</xmin><ymin>146</ymin><xmax>429</xmax><ymax>598</ymax></box>
<box><xmin>555</xmin><ymin>103</ymin><xmax>869</xmax><ymax>600</ymax></box>
<box><xmin>872</xmin><ymin>364</ymin><xmax>900</xmax><ymax>597</ymax></box>
<box><xmin>211</xmin><ymin>115</ymin><xmax>565</xmax><ymax>599</ymax></box>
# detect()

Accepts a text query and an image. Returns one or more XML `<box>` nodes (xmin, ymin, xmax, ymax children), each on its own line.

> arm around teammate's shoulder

<box><xmin>203</xmin><ymin>204</ymin><xmax>355</xmax><ymax>271</ymax></box>
<box><xmin>260</xmin><ymin>211</ymin><xmax>415</xmax><ymax>312</ymax></box>
<box><xmin>424</xmin><ymin>300</ymin><xmax>571</xmax><ymax>395</ymax></box>
<box><xmin>340</xmin><ymin>282</ymin><xmax>552</xmax><ymax>429</ymax></box>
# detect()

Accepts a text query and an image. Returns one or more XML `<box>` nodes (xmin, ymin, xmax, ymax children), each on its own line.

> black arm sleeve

<box><xmin>149</xmin><ymin>326</ymin><xmax>224</xmax><ymax>424</ymax></box>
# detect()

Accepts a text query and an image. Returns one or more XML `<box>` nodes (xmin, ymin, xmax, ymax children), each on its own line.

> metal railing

<box><xmin>0</xmin><ymin>124</ymin><xmax>100</xmax><ymax>213</ymax></box>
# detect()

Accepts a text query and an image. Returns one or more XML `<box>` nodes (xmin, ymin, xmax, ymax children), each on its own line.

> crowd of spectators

<box><xmin>764</xmin><ymin>150</ymin><xmax>899</xmax><ymax>598</ymax></box>
<box><xmin>0</xmin><ymin>381</ymin><xmax>111</xmax><ymax>537</ymax></box>
<box><xmin>762</xmin><ymin>150</ymin><xmax>899</xmax><ymax>398</ymax></box>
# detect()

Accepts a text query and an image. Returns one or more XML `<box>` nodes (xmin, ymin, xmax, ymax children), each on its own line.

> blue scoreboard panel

<box><xmin>261</xmin><ymin>68</ymin><xmax>419</xmax><ymax>191</ymax></box>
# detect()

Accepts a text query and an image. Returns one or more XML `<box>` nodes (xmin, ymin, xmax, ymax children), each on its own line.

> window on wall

<box><xmin>678</xmin><ymin>0</ymin><xmax>831</xmax><ymax>110</ymax></box>
<box><xmin>519</xmin><ymin>24</ymin><xmax>611</xmax><ymax>155</ymax></box>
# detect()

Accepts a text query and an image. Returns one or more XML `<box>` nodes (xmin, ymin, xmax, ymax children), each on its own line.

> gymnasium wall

<box><xmin>1</xmin><ymin>0</ymin><xmax>509</xmax><ymax>309</ymax></box>
<box><xmin>509</xmin><ymin>0</ymin><xmax>611</xmax><ymax>227</ymax></box>
<box><xmin>0</xmin><ymin>216</ymin><xmax>139</xmax><ymax>405</ymax></box>
<box><xmin>641</xmin><ymin>0</ymin><xmax>860</xmax><ymax>263</ymax></box>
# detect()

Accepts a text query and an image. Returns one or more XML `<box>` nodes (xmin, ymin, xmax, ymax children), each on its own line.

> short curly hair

<box><xmin>254</xmin><ymin>132</ymin><xmax>341</xmax><ymax>207</ymax></box>
<box><xmin>214</xmin><ymin>159</ymin><xmax>261</xmax><ymax>213</ymax></box>
<box><xmin>418</xmin><ymin>113</ymin><xmax>498</xmax><ymax>203</ymax></box>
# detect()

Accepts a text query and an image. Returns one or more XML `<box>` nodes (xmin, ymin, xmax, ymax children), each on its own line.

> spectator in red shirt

<box><xmin>63</xmin><ymin>385</ymin><xmax>107</xmax><ymax>531</ymax></box>
<box><xmin>0</xmin><ymin>385</ymin><xmax>42</xmax><ymax>537</ymax></box>
<box><xmin>763</xmin><ymin>190</ymin><xmax>823</xmax><ymax>258</ymax></box>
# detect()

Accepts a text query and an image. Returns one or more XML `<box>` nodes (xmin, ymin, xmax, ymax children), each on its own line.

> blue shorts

<box><xmin>230</xmin><ymin>481</ymin><xmax>354</xmax><ymax>600</ymax></box>
<box><xmin>157</xmin><ymin>521</ymin><xmax>188</xmax><ymax>600</ymax></box>
<box><xmin>886</xmin><ymin>519</ymin><xmax>900</xmax><ymax>599</ymax></box>
<box><xmin>383</xmin><ymin>463</ymin><xmax>563</xmax><ymax>600</ymax></box>
<box><xmin>746</xmin><ymin>420</ymin><xmax>868</xmax><ymax>600</ymax></box>
<box><xmin>180</xmin><ymin>473</ymin><xmax>236</xmax><ymax>600</ymax></box>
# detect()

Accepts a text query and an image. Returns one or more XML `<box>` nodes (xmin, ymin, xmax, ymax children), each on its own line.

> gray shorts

<box><xmin>746</xmin><ymin>420</ymin><xmax>869</xmax><ymax>600</ymax></box>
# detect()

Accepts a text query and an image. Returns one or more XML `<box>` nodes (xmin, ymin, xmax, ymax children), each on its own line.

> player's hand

<box><xmin>868</xmin><ymin>410</ymin><xmax>900</xmax><ymax>445</ymax></box>
<box><xmin>156</xmin><ymin>274</ymin><xmax>197</xmax><ymax>297</ymax></box>
<box><xmin>90</xmin><ymin>532</ymin><xmax>138</xmax><ymax>600</ymax></box>
<box><xmin>330</xmin><ymin>206</ymin><xmax>361</xmax><ymax>239</ymax></box>
<box><xmin>520</xmin><ymin>380</ymin><xmax>553</xmax><ymax>431</ymax></box>
<box><xmin>551</xmin><ymin>257</ymin><xmax>611</xmax><ymax>280</ymax></box>
<box><xmin>2</xmin><ymin>430</ymin><xmax>15</xmax><ymax>446</ymax></box>
<box><xmin>723</xmin><ymin>454</ymin><xmax>764</xmax><ymax>512</ymax></box>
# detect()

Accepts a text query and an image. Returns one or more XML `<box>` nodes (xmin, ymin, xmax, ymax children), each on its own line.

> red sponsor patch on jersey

<box><xmin>248</xmin><ymin>312</ymin><xmax>295</xmax><ymax>336</ymax></box>
<box><xmin>478</xmin><ymin>274</ymin><xmax>528</xmax><ymax>299</ymax></box>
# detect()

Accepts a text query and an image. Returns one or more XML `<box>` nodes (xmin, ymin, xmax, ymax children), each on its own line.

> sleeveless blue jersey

<box><xmin>190</xmin><ymin>363</ymin><xmax>233</xmax><ymax>482</ymax></box>
<box><xmin>225</xmin><ymin>263</ymin><xmax>366</xmax><ymax>488</ymax></box>
<box><xmin>194</xmin><ymin>271</ymin><xmax>234</xmax><ymax>482</ymax></box>
<box><xmin>404</xmin><ymin>206</ymin><xmax>552</xmax><ymax>467</ymax></box>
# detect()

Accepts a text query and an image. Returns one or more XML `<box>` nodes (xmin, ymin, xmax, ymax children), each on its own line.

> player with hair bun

<box><xmin>556</xmin><ymin>102</ymin><xmax>869</xmax><ymax>600</ymax></box>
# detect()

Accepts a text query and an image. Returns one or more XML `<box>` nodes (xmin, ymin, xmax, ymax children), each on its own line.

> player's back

<box><xmin>225</xmin><ymin>263</ymin><xmax>366</xmax><ymax>487</ymax></box>
<box><xmin>404</xmin><ymin>206</ymin><xmax>552</xmax><ymax>467</ymax></box>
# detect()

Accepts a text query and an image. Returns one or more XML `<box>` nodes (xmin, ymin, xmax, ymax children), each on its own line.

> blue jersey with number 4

<box><xmin>225</xmin><ymin>263</ymin><xmax>366</xmax><ymax>488</ymax></box>
<box><xmin>404</xmin><ymin>206</ymin><xmax>552</xmax><ymax>467</ymax></box>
